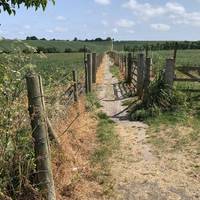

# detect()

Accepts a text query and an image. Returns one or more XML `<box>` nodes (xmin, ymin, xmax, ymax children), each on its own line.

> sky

<box><xmin>1</xmin><ymin>0</ymin><xmax>200</xmax><ymax>41</ymax></box>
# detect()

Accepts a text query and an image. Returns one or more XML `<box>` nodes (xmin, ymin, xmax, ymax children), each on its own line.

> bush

<box><xmin>36</xmin><ymin>46</ymin><xmax>60</xmax><ymax>53</ymax></box>
<box><xmin>64</xmin><ymin>48</ymin><xmax>73</xmax><ymax>53</ymax></box>
<box><xmin>130</xmin><ymin>72</ymin><xmax>187</xmax><ymax>121</ymax></box>
<box><xmin>78</xmin><ymin>47</ymin><xmax>91</xmax><ymax>53</ymax></box>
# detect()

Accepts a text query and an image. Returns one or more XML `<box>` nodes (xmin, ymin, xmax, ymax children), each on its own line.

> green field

<box><xmin>33</xmin><ymin>53</ymin><xmax>84</xmax><ymax>87</ymax></box>
<box><xmin>0</xmin><ymin>39</ymin><xmax>112</xmax><ymax>53</ymax></box>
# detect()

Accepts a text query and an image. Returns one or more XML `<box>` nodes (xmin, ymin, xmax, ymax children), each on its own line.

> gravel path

<box><xmin>96</xmin><ymin>54</ymin><xmax>200</xmax><ymax>200</ymax></box>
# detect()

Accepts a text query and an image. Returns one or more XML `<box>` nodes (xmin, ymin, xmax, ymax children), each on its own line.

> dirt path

<box><xmin>97</xmin><ymin>55</ymin><xmax>200</xmax><ymax>200</ymax></box>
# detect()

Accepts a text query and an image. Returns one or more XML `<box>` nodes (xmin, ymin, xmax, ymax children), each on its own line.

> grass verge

<box><xmin>86</xmin><ymin>92</ymin><xmax>119</xmax><ymax>196</ymax></box>
<box><xmin>110</xmin><ymin>65</ymin><xmax>120</xmax><ymax>79</ymax></box>
<box><xmin>91</xmin><ymin>111</ymin><xmax>119</xmax><ymax>196</ymax></box>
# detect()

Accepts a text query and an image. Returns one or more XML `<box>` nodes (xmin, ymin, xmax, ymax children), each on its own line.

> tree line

<box><xmin>123</xmin><ymin>41</ymin><xmax>200</xmax><ymax>52</ymax></box>
<box><xmin>26</xmin><ymin>36</ymin><xmax>113</xmax><ymax>42</ymax></box>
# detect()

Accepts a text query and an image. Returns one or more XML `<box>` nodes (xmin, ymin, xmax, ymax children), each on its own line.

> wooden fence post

<box><xmin>165</xmin><ymin>58</ymin><xmax>175</xmax><ymax>88</ymax></box>
<box><xmin>137</xmin><ymin>53</ymin><xmax>145</xmax><ymax>98</ymax></box>
<box><xmin>84</xmin><ymin>57</ymin><xmax>88</xmax><ymax>94</ymax></box>
<box><xmin>173</xmin><ymin>46</ymin><xmax>177</xmax><ymax>64</ymax></box>
<box><xmin>26</xmin><ymin>72</ymin><xmax>56</xmax><ymax>200</ymax></box>
<box><xmin>144</xmin><ymin>57</ymin><xmax>151</xmax><ymax>92</ymax></box>
<box><xmin>87</xmin><ymin>53</ymin><xmax>92</xmax><ymax>92</ymax></box>
<box><xmin>124</xmin><ymin>55</ymin><xmax>127</xmax><ymax>79</ymax></box>
<box><xmin>145</xmin><ymin>45</ymin><xmax>149</xmax><ymax>59</ymax></box>
<box><xmin>72</xmin><ymin>70</ymin><xmax>78</xmax><ymax>101</ymax></box>
<box><xmin>92</xmin><ymin>53</ymin><xmax>97</xmax><ymax>83</ymax></box>
<box><xmin>127</xmin><ymin>53</ymin><xmax>132</xmax><ymax>83</ymax></box>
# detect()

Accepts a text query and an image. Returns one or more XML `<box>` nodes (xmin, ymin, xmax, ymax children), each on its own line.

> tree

<box><xmin>64</xmin><ymin>48</ymin><xmax>73</xmax><ymax>53</ymax></box>
<box><xmin>0</xmin><ymin>0</ymin><xmax>55</xmax><ymax>15</ymax></box>
<box><xmin>95</xmin><ymin>37</ymin><xmax>103</xmax><ymax>41</ymax></box>
<box><xmin>26</xmin><ymin>36</ymin><xmax>38</xmax><ymax>40</ymax></box>
<box><xmin>73</xmin><ymin>37</ymin><xmax>78</xmax><ymax>41</ymax></box>
<box><xmin>105</xmin><ymin>37</ymin><xmax>112</xmax><ymax>41</ymax></box>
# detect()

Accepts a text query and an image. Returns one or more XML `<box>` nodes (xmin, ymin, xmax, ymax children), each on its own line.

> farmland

<box><xmin>0</xmin><ymin>39</ymin><xmax>200</xmax><ymax>199</ymax></box>
<box><xmin>0</xmin><ymin>39</ymin><xmax>112</xmax><ymax>53</ymax></box>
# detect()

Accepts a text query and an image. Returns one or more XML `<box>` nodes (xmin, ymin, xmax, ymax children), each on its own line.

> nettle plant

<box><xmin>0</xmin><ymin>46</ymin><xmax>42</xmax><ymax>198</ymax></box>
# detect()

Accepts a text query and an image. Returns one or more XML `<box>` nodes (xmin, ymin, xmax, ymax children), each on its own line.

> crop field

<box><xmin>33</xmin><ymin>53</ymin><xmax>85</xmax><ymax>87</ymax></box>
<box><xmin>0</xmin><ymin>39</ymin><xmax>112</xmax><ymax>53</ymax></box>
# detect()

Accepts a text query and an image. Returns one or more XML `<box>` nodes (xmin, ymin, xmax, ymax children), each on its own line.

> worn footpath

<box><xmin>96</xmin><ymin>55</ymin><xmax>200</xmax><ymax>200</ymax></box>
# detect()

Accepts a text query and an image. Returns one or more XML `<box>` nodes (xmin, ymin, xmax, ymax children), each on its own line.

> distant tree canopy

<box><xmin>0</xmin><ymin>0</ymin><xmax>55</xmax><ymax>15</ymax></box>
<box><xmin>123</xmin><ymin>41</ymin><xmax>200</xmax><ymax>52</ymax></box>
<box><xmin>26</xmin><ymin>36</ymin><xmax>38</xmax><ymax>40</ymax></box>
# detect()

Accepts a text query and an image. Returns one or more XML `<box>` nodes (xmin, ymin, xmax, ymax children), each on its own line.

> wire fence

<box><xmin>0</xmin><ymin>51</ymin><xmax>104</xmax><ymax>200</ymax></box>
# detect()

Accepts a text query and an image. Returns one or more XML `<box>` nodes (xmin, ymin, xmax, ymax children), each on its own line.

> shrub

<box><xmin>130</xmin><ymin>72</ymin><xmax>187</xmax><ymax>121</ymax></box>
<box><xmin>64</xmin><ymin>48</ymin><xmax>73</xmax><ymax>53</ymax></box>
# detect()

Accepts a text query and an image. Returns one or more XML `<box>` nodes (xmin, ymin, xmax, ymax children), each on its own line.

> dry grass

<box><xmin>51</xmin><ymin>96</ymin><xmax>104</xmax><ymax>200</ymax></box>
<box><xmin>96</xmin><ymin>56</ymin><xmax>106</xmax><ymax>85</ymax></box>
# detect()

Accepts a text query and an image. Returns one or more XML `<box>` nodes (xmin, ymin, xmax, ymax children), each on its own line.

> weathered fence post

<box><xmin>92</xmin><ymin>53</ymin><xmax>97</xmax><ymax>83</ymax></box>
<box><xmin>164</xmin><ymin>58</ymin><xmax>175</xmax><ymax>88</ymax></box>
<box><xmin>127</xmin><ymin>53</ymin><xmax>132</xmax><ymax>83</ymax></box>
<box><xmin>124</xmin><ymin>55</ymin><xmax>127</xmax><ymax>79</ymax></box>
<box><xmin>137</xmin><ymin>53</ymin><xmax>145</xmax><ymax>98</ymax></box>
<box><xmin>145</xmin><ymin>45</ymin><xmax>149</xmax><ymax>59</ymax></box>
<box><xmin>72</xmin><ymin>70</ymin><xmax>78</xmax><ymax>102</ymax></box>
<box><xmin>144</xmin><ymin>57</ymin><xmax>151</xmax><ymax>93</ymax></box>
<box><xmin>173</xmin><ymin>46</ymin><xmax>177</xmax><ymax>64</ymax></box>
<box><xmin>26</xmin><ymin>72</ymin><xmax>56</xmax><ymax>200</ymax></box>
<box><xmin>87</xmin><ymin>53</ymin><xmax>92</xmax><ymax>92</ymax></box>
<box><xmin>84</xmin><ymin>49</ymin><xmax>89</xmax><ymax>94</ymax></box>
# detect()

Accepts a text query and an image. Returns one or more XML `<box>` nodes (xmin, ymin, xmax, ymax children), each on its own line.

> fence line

<box><xmin>24</xmin><ymin>52</ymin><xmax>104</xmax><ymax>199</ymax></box>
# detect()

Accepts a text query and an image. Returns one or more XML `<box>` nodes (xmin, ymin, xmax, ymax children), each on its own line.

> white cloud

<box><xmin>123</xmin><ymin>0</ymin><xmax>200</xmax><ymax>27</ymax></box>
<box><xmin>101</xmin><ymin>20</ymin><xmax>108</xmax><ymax>26</ymax></box>
<box><xmin>24</xmin><ymin>25</ymin><xmax>31</xmax><ymax>29</ymax></box>
<box><xmin>112</xmin><ymin>28</ymin><xmax>118</xmax><ymax>34</ymax></box>
<box><xmin>170</xmin><ymin>11</ymin><xmax>200</xmax><ymax>27</ymax></box>
<box><xmin>54</xmin><ymin>27</ymin><xmax>67</xmax><ymax>33</ymax></box>
<box><xmin>165</xmin><ymin>2</ymin><xmax>185</xmax><ymax>15</ymax></box>
<box><xmin>128</xmin><ymin>30</ymin><xmax>135</xmax><ymax>34</ymax></box>
<box><xmin>94</xmin><ymin>0</ymin><xmax>111</xmax><ymax>6</ymax></box>
<box><xmin>151</xmin><ymin>24</ymin><xmax>170</xmax><ymax>32</ymax></box>
<box><xmin>47</xmin><ymin>29</ymin><xmax>54</xmax><ymax>33</ymax></box>
<box><xmin>47</xmin><ymin>27</ymin><xmax>67</xmax><ymax>33</ymax></box>
<box><xmin>56</xmin><ymin>16</ymin><xmax>66</xmax><ymax>21</ymax></box>
<box><xmin>116</xmin><ymin>19</ymin><xmax>135</xmax><ymax>28</ymax></box>
<box><xmin>18</xmin><ymin>31</ymin><xmax>25</xmax><ymax>35</ymax></box>
<box><xmin>123</xmin><ymin>0</ymin><xmax>165</xmax><ymax>20</ymax></box>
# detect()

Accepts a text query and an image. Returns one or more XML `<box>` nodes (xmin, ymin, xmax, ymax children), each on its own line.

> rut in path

<box><xmin>96</xmin><ymin>55</ymin><xmax>200</xmax><ymax>200</ymax></box>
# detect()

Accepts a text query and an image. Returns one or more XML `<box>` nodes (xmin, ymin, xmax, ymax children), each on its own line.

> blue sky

<box><xmin>1</xmin><ymin>0</ymin><xmax>200</xmax><ymax>40</ymax></box>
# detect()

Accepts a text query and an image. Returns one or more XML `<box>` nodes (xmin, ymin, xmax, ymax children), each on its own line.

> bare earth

<box><xmin>97</xmin><ymin>55</ymin><xmax>200</xmax><ymax>200</ymax></box>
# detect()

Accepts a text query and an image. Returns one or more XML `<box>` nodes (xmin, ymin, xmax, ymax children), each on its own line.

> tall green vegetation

<box><xmin>0</xmin><ymin>46</ymin><xmax>85</xmax><ymax>198</ymax></box>
<box><xmin>130</xmin><ymin>73</ymin><xmax>187</xmax><ymax>121</ymax></box>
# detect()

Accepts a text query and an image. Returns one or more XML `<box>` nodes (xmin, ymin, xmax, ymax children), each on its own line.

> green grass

<box><xmin>151</xmin><ymin>49</ymin><xmax>200</xmax><ymax>75</ymax></box>
<box><xmin>33</xmin><ymin>53</ymin><xmax>84</xmax><ymax>87</ymax></box>
<box><xmin>85</xmin><ymin>93</ymin><xmax>119</xmax><ymax>196</ymax></box>
<box><xmin>86</xmin><ymin>92</ymin><xmax>102</xmax><ymax>111</ymax></box>
<box><xmin>91</xmin><ymin>111</ymin><xmax>119</xmax><ymax>195</ymax></box>
<box><xmin>110</xmin><ymin>65</ymin><xmax>120</xmax><ymax>79</ymax></box>
<box><xmin>0</xmin><ymin>39</ymin><xmax>112</xmax><ymax>53</ymax></box>
<box><xmin>146</xmin><ymin>108</ymin><xmax>200</xmax><ymax>153</ymax></box>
